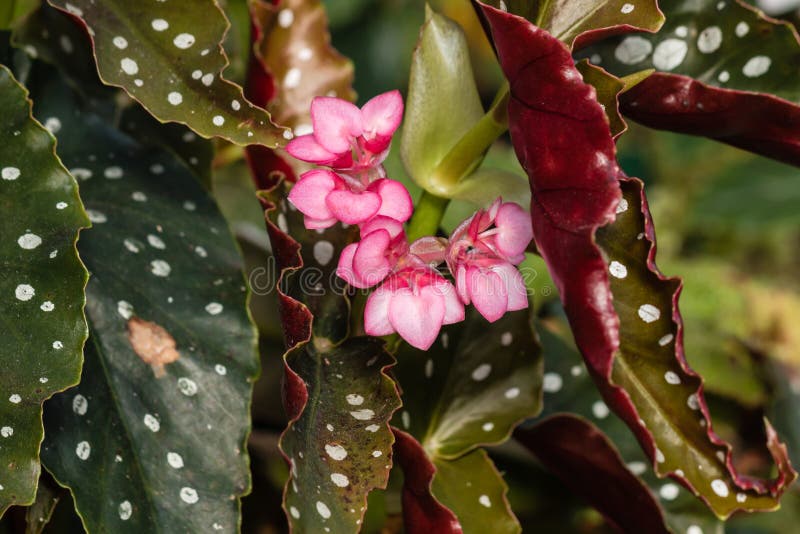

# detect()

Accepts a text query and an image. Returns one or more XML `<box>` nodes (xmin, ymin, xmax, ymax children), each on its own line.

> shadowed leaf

<box><xmin>32</xmin><ymin>72</ymin><xmax>259</xmax><ymax>531</ymax></box>
<box><xmin>0</xmin><ymin>65</ymin><xmax>89</xmax><ymax>515</ymax></box>
<box><xmin>47</xmin><ymin>0</ymin><xmax>288</xmax><ymax>146</ymax></box>
<box><xmin>517</xmin><ymin>414</ymin><xmax>669</xmax><ymax>534</ymax></box>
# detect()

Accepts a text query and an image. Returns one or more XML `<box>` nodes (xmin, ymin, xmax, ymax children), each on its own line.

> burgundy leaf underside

<box><xmin>515</xmin><ymin>415</ymin><xmax>669</xmax><ymax>534</ymax></box>
<box><xmin>621</xmin><ymin>73</ymin><xmax>800</xmax><ymax>168</ymax></box>
<box><xmin>476</xmin><ymin>1</ymin><xmax>795</xmax><ymax>517</ymax></box>
<box><xmin>392</xmin><ymin>429</ymin><xmax>463</xmax><ymax>534</ymax></box>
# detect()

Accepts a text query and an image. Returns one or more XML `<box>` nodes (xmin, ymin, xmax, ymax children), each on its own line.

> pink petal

<box><xmin>388</xmin><ymin>286</ymin><xmax>445</xmax><ymax>350</ymax></box>
<box><xmin>466</xmin><ymin>266</ymin><xmax>508</xmax><ymax>323</ymax></box>
<box><xmin>285</xmin><ymin>134</ymin><xmax>339</xmax><ymax>164</ymax></box>
<box><xmin>495</xmin><ymin>202</ymin><xmax>533</xmax><ymax>259</ymax></box>
<box><xmin>364</xmin><ymin>285</ymin><xmax>395</xmax><ymax>336</ymax></box>
<box><xmin>370</xmin><ymin>179</ymin><xmax>413</xmax><ymax>223</ymax></box>
<box><xmin>361</xmin><ymin>90</ymin><xmax>404</xmax><ymax>152</ymax></box>
<box><xmin>409</xmin><ymin>236</ymin><xmax>447</xmax><ymax>265</ymax></box>
<box><xmin>288</xmin><ymin>170</ymin><xmax>339</xmax><ymax>220</ymax></box>
<box><xmin>353</xmin><ymin>230</ymin><xmax>393</xmax><ymax>287</ymax></box>
<box><xmin>304</xmin><ymin>216</ymin><xmax>337</xmax><ymax>230</ymax></box>
<box><xmin>336</xmin><ymin>243</ymin><xmax>359</xmax><ymax>287</ymax></box>
<box><xmin>310</xmin><ymin>97</ymin><xmax>363</xmax><ymax>154</ymax></box>
<box><xmin>435</xmin><ymin>279</ymin><xmax>465</xmax><ymax>325</ymax></box>
<box><xmin>326</xmin><ymin>190</ymin><xmax>381</xmax><ymax>224</ymax></box>
<box><xmin>360</xmin><ymin>215</ymin><xmax>405</xmax><ymax>239</ymax></box>
<box><xmin>492</xmin><ymin>263</ymin><xmax>529</xmax><ymax>312</ymax></box>
<box><xmin>455</xmin><ymin>264</ymin><xmax>469</xmax><ymax>304</ymax></box>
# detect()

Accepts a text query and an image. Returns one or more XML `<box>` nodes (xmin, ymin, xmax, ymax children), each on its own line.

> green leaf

<box><xmin>394</xmin><ymin>309</ymin><xmax>543</xmax><ymax>458</ymax></box>
<box><xmin>0</xmin><ymin>65</ymin><xmax>89</xmax><ymax>515</ymax></box>
<box><xmin>32</xmin><ymin>72</ymin><xmax>259</xmax><ymax>531</ymax></box>
<box><xmin>580</xmin><ymin>0</ymin><xmax>800</xmax><ymax>100</ymax></box>
<box><xmin>401</xmin><ymin>6</ymin><xmax>522</xmax><ymax>204</ymax></box>
<box><xmin>47</xmin><ymin>0</ymin><xmax>289</xmax><ymax>146</ymax></box>
<box><xmin>431</xmin><ymin>449</ymin><xmax>519</xmax><ymax>534</ymax></box>
<box><xmin>281</xmin><ymin>337</ymin><xmax>399</xmax><ymax>532</ymax></box>
<box><xmin>391</xmin><ymin>308</ymin><xmax>541</xmax><ymax>532</ymax></box>
<box><xmin>12</xmin><ymin>4</ymin><xmax>111</xmax><ymax>99</ymax></box>
<box><xmin>535</xmin><ymin>320</ymin><xmax>726</xmax><ymax>534</ymax></box>
<box><xmin>257</xmin><ymin>182</ymin><xmax>401</xmax><ymax>532</ymax></box>
<box><xmin>575</xmin><ymin>60</ymin><xmax>653</xmax><ymax>138</ymax></box>
<box><xmin>0</xmin><ymin>0</ymin><xmax>38</xmax><ymax>30</ymax></box>
<box><xmin>486</xmin><ymin>0</ymin><xmax>664</xmax><ymax>49</ymax></box>
<box><xmin>595</xmin><ymin>178</ymin><xmax>795</xmax><ymax>518</ymax></box>
<box><xmin>119</xmin><ymin>105</ymin><xmax>215</xmax><ymax>190</ymax></box>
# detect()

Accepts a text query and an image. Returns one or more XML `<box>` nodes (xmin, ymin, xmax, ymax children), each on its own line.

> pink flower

<box><xmin>288</xmin><ymin>170</ymin><xmax>412</xmax><ymax>229</ymax></box>
<box><xmin>285</xmin><ymin>91</ymin><xmax>411</xmax><ymax>229</ymax></box>
<box><xmin>446</xmin><ymin>199</ymin><xmax>532</xmax><ymax>323</ymax></box>
<box><xmin>286</xmin><ymin>91</ymin><xmax>404</xmax><ymax>171</ymax></box>
<box><xmin>336</xmin><ymin>217</ymin><xmax>409</xmax><ymax>288</ymax></box>
<box><xmin>364</xmin><ymin>266</ymin><xmax>464</xmax><ymax>350</ymax></box>
<box><xmin>336</xmin><ymin>217</ymin><xmax>461</xmax><ymax>349</ymax></box>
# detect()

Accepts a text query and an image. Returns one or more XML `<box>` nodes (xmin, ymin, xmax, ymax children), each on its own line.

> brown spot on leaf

<box><xmin>127</xmin><ymin>317</ymin><xmax>180</xmax><ymax>377</ymax></box>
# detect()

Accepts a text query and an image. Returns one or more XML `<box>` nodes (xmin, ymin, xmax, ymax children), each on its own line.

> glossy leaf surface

<box><xmin>33</xmin><ymin>74</ymin><xmax>259</xmax><ymax>531</ymax></box>
<box><xmin>48</xmin><ymin>0</ymin><xmax>288</xmax><ymax>146</ymax></box>
<box><xmin>0</xmin><ymin>65</ymin><xmax>89</xmax><ymax>514</ymax></box>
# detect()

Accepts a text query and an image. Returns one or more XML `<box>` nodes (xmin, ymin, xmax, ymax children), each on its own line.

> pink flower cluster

<box><xmin>287</xmin><ymin>92</ymin><xmax>532</xmax><ymax>350</ymax></box>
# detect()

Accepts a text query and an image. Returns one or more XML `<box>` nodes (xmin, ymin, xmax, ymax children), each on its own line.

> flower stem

<box><xmin>428</xmin><ymin>82</ymin><xmax>510</xmax><ymax>190</ymax></box>
<box><xmin>406</xmin><ymin>190</ymin><xmax>450</xmax><ymax>241</ymax></box>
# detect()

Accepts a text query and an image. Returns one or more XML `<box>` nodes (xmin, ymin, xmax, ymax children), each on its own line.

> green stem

<box><xmin>428</xmin><ymin>82</ymin><xmax>510</xmax><ymax>191</ymax></box>
<box><xmin>406</xmin><ymin>190</ymin><xmax>449</xmax><ymax>241</ymax></box>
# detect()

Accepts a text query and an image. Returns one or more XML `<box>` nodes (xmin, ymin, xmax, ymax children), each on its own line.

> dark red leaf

<box><xmin>621</xmin><ymin>73</ymin><xmax>800</xmax><ymax>167</ymax></box>
<box><xmin>475</xmin><ymin>2</ymin><xmax>797</xmax><ymax>518</ymax></box>
<box><xmin>516</xmin><ymin>415</ymin><xmax>669</xmax><ymax>534</ymax></box>
<box><xmin>392</xmin><ymin>429</ymin><xmax>463</xmax><ymax>534</ymax></box>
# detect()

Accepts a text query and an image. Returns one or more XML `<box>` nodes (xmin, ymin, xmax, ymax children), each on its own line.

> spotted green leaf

<box><xmin>12</xmin><ymin>3</ymin><xmax>112</xmax><ymax>99</ymax></box>
<box><xmin>595</xmin><ymin>178</ymin><xmax>795</xmax><ymax>518</ymax></box>
<box><xmin>119</xmin><ymin>105</ymin><xmax>215</xmax><ymax>190</ymax></box>
<box><xmin>257</xmin><ymin>182</ymin><xmax>401</xmax><ymax>532</ymax></box>
<box><xmin>534</xmin><ymin>320</ymin><xmax>725</xmax><ymax>534</ymax></box>
<box><xmin>581</xmin><ymin>0</ymin><xmax>800</xmax><ymax>99</ymax></box>
<box><xmin>431</xmin><ymin>450</ymin><xmax>519</xmax><ymax>534</ymax></box>
<box><xmin>392</xmin><ymin>308</ymin><xmax>541</xmax><ymax>532</ymax></box>
<box><xmin>47</xmin><ymin>0</ymin><xmax>289</xmax><ymax>146</ymax></box>
<box><xmin>395</xmin><ymin>308</ymin><xmax>542</xmax><ymax>458</ymax></box>
<box><xmin>0</xmin><ymin>65</ymin><xmax>89</xmax><ymax>516</ymax></box>
<box><xmin>401</xmin><ymin>6</ymin><xmax>524</xmax><ymax>205</ymax></box>
<box><xmin>31</xmin><ymin>72</ymin><xmax>259</xmax><ymax>531</ymax></box>
<box><xmin>483</xmin><ymin>0</ymin><xmax>664</xmax><ymax>49</ymax></box>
